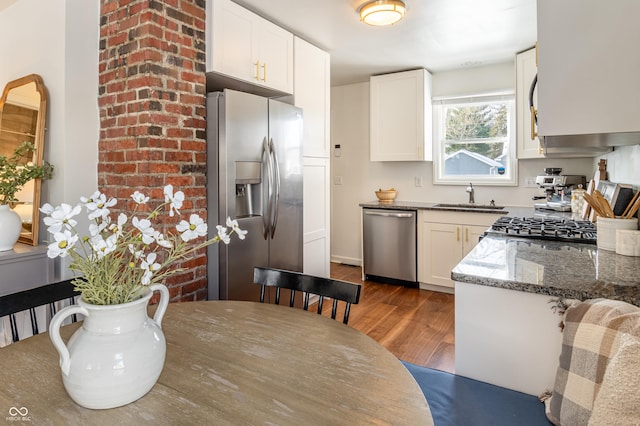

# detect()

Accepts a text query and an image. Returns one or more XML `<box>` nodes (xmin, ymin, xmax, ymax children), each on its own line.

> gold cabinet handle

<box><xmin>530</xmin><ymin>105</ymin><xmax>542</xmax><ymax>154</ymax></box>
<box><xmin>261</xmin><ymin>63</ymin><xmax>267</xmax><ymax>82</ymax></box>
<box><xmin>254</xmin><ymin>61</ymin><xmax>260</xmax><ymax>80</ymax></box>
<box><xmin>456</xmin><ymin>227</ymin><xmax>460</xmax><ymax>242</ymax></box>
<box><xmin>465</xmin><ymin>227</ymin><xmax>469</xmax><ymax>242</ymax></box>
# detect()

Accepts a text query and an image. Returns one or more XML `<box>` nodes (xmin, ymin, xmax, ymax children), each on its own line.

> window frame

<box><xmin>432</xmin><ymin>92</ymin><xmax>518</xmax><ymax>186</ymax></box>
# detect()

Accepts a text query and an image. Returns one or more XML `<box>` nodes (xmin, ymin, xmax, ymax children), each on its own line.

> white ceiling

<box><xmin>233</xmin><ymin>0</ymin><xmax>537</xmax><ymax>86</ymax></box>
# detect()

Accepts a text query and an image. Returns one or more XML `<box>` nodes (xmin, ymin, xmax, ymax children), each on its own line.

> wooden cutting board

<box><xmin>596</xmin><ymin>159</ymin><xmax>608</xmax><ymax>182</ymax></box>
<box><xmin>582</xmin><ymin>179</ymin><xmax>595</xmax><ymax>220</ymax></box>
<box><xmin>586</xmin><ymin>159</ymin><xmax>608</xmax><ymax>221</ymax></box>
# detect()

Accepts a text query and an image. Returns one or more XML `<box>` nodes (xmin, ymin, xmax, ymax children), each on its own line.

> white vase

<box><xmin>0</xmin><ymin>204</ymin><xmax>22</xmax><ymax>251</ymax></box>
<box><xmin>49</xmin><ymin>284</ymin><xmax>170</xmax><ymax>409</ymax></box>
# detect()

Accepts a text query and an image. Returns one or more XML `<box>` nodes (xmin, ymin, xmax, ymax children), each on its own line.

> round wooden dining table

<box><xmin>0</xmin><ymin>300</ymin><xmax>433</xmax><ymax>425</ymax></box>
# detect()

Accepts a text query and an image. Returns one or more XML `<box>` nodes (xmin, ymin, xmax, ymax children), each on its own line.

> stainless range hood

<box><xmin>540</xmin><ymin>131</ymin><xmax>640</xmax><ymax>158</ymax></box>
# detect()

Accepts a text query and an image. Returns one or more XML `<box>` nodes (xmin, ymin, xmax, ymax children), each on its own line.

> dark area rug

<box><xmin>401</xmin><ymin>361</ymin><xmax>552</xmax><ymax>426</ymax></box>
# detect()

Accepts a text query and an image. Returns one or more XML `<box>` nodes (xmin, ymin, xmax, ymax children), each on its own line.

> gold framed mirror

<box><xmin>0</xmin><ymin>74</ymin><xmax>47</xmax><ymax>246</ymax></box>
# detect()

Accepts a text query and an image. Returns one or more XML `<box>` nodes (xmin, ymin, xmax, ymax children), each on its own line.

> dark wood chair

<box><xmin>0</xmin><ymin>279</ymin><xmax>80</xmax><ymax>343</ymax></box>
<box><xmin>253</xmin><ymin>267</ymin><xmax>361</xmax><ymax>324</ymax></box>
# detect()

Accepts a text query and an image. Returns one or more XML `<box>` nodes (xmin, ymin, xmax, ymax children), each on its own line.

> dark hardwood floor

<box><xmin>318</xmin><ymin>262</ymin><xmax>455</xmax><ymax>373</ymax></box>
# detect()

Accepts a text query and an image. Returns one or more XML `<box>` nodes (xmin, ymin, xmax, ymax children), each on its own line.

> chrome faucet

<box><xmin>466</xmin><ymin>183</ymin><xmax>475</xmax><ymax>204</ymax></box>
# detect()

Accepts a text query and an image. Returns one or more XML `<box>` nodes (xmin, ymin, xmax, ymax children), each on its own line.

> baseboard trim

<box><xmin>330</xmin><ymin>256</ymin><xmax>361</xmax><ymax>266</ymax></box>
<box><xmin>419</xmin><ymin>282</ymin><xmax>455</xmax><ymax>294</ymax></box>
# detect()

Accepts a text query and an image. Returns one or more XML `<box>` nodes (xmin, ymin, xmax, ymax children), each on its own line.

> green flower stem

<box><xmin>63</xmin><ymin>196</ymin><xmax>239</xmax><ymax>305</ymax></box>
<box><xmin>0</xmin><ymin>141</ymin><xmax>53</xmax><ymax>203</ymax></box>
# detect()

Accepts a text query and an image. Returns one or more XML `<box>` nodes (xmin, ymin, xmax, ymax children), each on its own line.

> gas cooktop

<box><xmin>485</xmin><ymin>216</ymin><xmax>597</xmax><ymax>244</ymax></box>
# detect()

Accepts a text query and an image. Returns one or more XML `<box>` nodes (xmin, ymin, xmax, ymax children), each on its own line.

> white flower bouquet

<box><xmin>40</xmin><ymin>185</ymin><xmax>246</xmax><ymax>305</ymax></box>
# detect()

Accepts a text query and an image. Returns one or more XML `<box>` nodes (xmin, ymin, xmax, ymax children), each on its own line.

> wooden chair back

<box><xmin>253</xmin><ymin>267</ymin><xmax>361</xmax><ymax>324</ymax></box>
<box><xmin>0</xmin><ymin>279</ymin><xmax>80</xmax><ymax>343</ymax></box>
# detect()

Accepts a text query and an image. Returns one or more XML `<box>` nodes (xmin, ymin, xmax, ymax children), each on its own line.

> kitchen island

<box><xmin>452</xmin><ymin>234</ymin><xmax>640</xmax><ymax>396</ymax></box>
<box><xmin>453</xmin><ymin>234</ymin><xmax>640</xmax><ymax>306</ymax></box>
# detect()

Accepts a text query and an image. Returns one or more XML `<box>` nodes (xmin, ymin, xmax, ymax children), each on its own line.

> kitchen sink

<box><xmin>434</xmin><ymin>203</ymin><xmax>505</xmax><ymax>210</ymax></box>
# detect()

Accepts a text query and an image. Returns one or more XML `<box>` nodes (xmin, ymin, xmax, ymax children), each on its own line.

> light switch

<box><xmin>334</xmin><ymin>176</ymin><xmax>343</xmax><ymax>185</ymax></box>
<box><xmin>334</xmin><ymin>144</ymin><xmax>341</xmax><ymax>157</ymax></box>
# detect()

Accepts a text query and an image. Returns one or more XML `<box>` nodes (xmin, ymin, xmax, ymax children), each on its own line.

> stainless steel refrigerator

<box><xmin>206</xmin><ymin>89</ymin><xmax>303</xmax><ymax>301</ymax></box>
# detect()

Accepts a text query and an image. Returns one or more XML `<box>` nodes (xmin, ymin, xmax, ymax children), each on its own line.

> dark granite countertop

<box><xmin>452</xmin><ymin>235</ymin><xmax>640</xmax><ymax>306</ymax></box>
<box><xmin>359</xmin><ymin>200</ymin><xmax>639</xmax><ymax>305</ymax></box>
<box><xmin>359</xmin><ymin>200</ymin><xmax>568</xmax><ymax>219</ymax></box>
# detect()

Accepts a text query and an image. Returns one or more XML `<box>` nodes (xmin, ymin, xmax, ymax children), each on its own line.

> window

<box><xmin>433</xmin><ymin>92</ymin><xmax>517</xmax><ymax>186</ymax></box>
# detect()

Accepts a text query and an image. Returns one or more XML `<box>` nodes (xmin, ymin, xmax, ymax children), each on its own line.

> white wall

<box><xmin>0</xmin><ymin>0</ymin><xmax>99</xmax><ymax>249</ymax></box>
<box><xmin>597</xmin><ymin>145</ymin><xmax>640</xmax><ymax>186</ymax></box>
<box><xmin>62</xmin><ymin>0</ymin><xmax>100</xmax><ymax>204</ymax></box>
<box><xmin>330</xmin><ymin>62</ymin><xmax>594</xmax><ymax>266</ymax></box>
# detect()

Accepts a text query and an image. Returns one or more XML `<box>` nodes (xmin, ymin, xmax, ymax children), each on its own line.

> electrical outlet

<box><xmin>334</xmin><ymin>176</ymin><xmax>343</xmax><ymax>185</ymax></box>
<box><xmin>524</xmin><ymin>177</ymin><xmax>537</xmax><ymax>188</ymax></box>
<box><xmin>415</xmin><ymin>176</ymin><xmax>423</xmax><ymax>187</ymax></box>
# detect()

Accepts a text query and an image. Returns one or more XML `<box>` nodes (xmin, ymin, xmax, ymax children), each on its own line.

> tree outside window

<box><xmin>433</xmin><ymin>94</ymin><xmax>516</xmax><ymax>186</ymax></box>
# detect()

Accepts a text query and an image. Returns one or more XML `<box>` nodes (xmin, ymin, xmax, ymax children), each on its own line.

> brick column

<box><xmin>98</xmin><ymin>0</ymin><xmax>208</xmax><ymax>301</ymax></box>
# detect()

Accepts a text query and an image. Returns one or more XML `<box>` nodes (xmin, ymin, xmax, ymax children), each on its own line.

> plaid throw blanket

<box><xmin>547</xmin><ymin>298</ymin><xmax>640</xmax><ymax>425</ymax></box>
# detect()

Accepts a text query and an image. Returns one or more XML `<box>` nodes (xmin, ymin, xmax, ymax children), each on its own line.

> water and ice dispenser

<box><xmin>235</xmin><ymin>161</ymin><xmax>262</xmax><ymax>218</ymax></box>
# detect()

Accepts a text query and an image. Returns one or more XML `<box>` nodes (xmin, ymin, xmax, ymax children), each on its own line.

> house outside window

<box><xmin>433</xmin><ymin>92</ymin><xmax>517</xmax><ymax>186</ymax></box>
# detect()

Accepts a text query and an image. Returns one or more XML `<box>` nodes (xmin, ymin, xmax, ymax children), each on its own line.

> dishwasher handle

<box><xmin>363</xmin><ymin>210</ymin><xmax>414</xmax><ymax>218</ymax></box>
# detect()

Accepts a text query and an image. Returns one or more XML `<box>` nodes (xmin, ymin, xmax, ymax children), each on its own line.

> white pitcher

<box><xmin>49</xmin><ymin>284</ymin><xmax>169</xmax><ymax>409</ymax></box>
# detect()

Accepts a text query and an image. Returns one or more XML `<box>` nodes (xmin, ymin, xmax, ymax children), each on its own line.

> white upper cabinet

<box><xmin>370</xmin><ymin>69</ymin><xmax>432</xmax><ymax>162</ymax></box>
<box><xmin>537</xmin><ymin>0</ymin><xmax>640</xmax><ymax>137</ymax></box>
<box><xmin>516</xmin><ymin>47</ymin><xmax>543</xmax><ymax>159</ymax></box>
<box><xmin>210</xmin><ymin>0</ymin><xmax>294</xmax><ymax>94</ymax></box>
<box><xmin>294</xmin><ymin>37</ymin><xmax>330</xmax><ymax>158</ymax></box>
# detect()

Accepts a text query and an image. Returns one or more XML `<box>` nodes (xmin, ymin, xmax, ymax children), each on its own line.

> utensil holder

<box><xmin>596</xmin><ymin>217</ymin><xmax>638</xmax><ymax>251</ymax></box>
<box><xmin>615</xmin><ymin>229</ymin><xmax>640</xmax><ymax>256</ymax></box>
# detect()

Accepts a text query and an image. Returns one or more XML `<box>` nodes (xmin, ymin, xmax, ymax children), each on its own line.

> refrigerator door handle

<box><xmin>262</xmin><ymin>137</ymin><xmax>273</xmax><ymax>240</ymax></box>
<box><xmin>269</xmin><ymin>138</ymin><xmax>281</xmax><ymax>238</ymax></box>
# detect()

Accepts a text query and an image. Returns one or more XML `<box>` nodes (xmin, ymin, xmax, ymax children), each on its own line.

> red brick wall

<box><xmin>98</xmin><ymin>0</ymin><xmax>208</xmax><ymax>301</ymax></box>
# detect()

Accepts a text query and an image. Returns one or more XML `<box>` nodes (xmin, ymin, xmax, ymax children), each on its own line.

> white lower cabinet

<box><xmin>303</xmin><ymin>157</ymin><xmax>330</xmax><ymax>278</ymax></box>
<box><xmin>0</xmin><ymin>244</ymin><xmax>54</xmax><ymax>296</ymax></box>
<box><xmin>0</xmin><ymin>244</ymin><xmax>56</xmax><ymax>346</ymax></box>
<box><xmin>455</xmin><ymin>281</ymin><xmax>563</xmax><ymax>395</ymax></box>
<box><xmin>418</xmin><ymin>210</ymin><xmax>502</xmax><ymax>289</ymax></box>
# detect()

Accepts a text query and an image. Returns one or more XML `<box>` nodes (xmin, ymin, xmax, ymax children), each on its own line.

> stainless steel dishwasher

<box><xmin>362</xmin><ymin>208</ymin><xmax>417</xmax><ymax>287</ymax></box>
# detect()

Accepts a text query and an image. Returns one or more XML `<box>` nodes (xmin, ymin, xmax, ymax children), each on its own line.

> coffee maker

<box><xmin>533</xmin><ymin>168</ymin><xmax>586</xmax><ymax>212</ymax></box>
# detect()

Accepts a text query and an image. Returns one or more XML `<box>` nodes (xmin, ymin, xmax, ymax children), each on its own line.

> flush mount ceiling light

<box><xmin>359</xmin><ymin>0</ymin><xmax>407</xmax><ymax>26</ymax></box>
